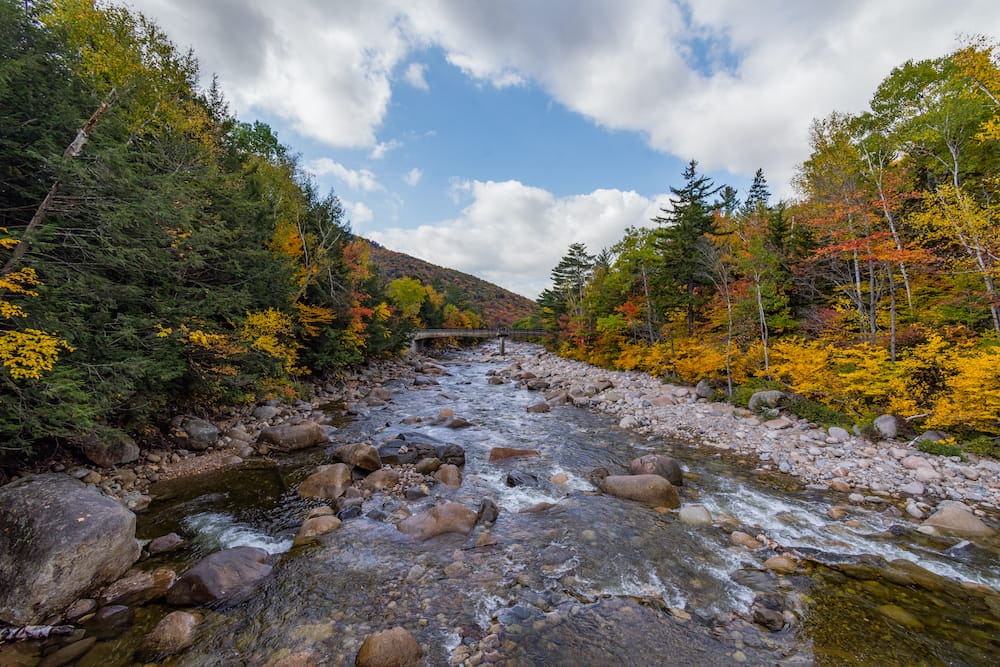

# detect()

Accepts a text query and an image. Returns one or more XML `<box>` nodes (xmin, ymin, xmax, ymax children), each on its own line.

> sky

<box><xmin>129</xmin><ymin>0</ymin><xmax>1000</xmax><ymax>299</ymax></box>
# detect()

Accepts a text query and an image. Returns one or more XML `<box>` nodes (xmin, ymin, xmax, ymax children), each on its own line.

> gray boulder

<box><xmin>258</xmin><ymin>422</ymin><xmax>327</xmax><ymax>450</ymax></box>
<box><xmin>874</xmin><ymin>414</ymin><xmax>899</xmax><ymax>440</ymax></box>
<box><xmin>183</xmin><ymin>418</ymin><xmax>219</xmax><ymax>450</ymax></box>
<box><xmin>748</xmin><ymin>390</ymin><xmax>785</xmax><ymax>412</ymax></box>
<box><xmin>332</xmin><ymin>442</ymin><xmax>382</xmax><ymax>471</ymax></box>
<box><xmin>628</xmin><ymin>455</ymin><xmax>684</xmax><ymax>486</ymax></box>
<box><xmin>78</xmin><ymin>431</ymin><xmax>140</xmax><ymax>468</ymax></box>
<box><xmin>298</xmin><ymin>463</ymin><xmax>353</xmax><ymax>500</ymax></box>
<box><xmin>599</xmin><ymin>474</ymin><xmax>680</xmax><ymax>508</ymax></box>
<box><xmin>921</xmin><ymin>504</ymin><xmax>995</xmax><ymax>538</ymax></box>
<box><xmin>166</xmin><ymin>547</ymin><xmax>272</xmax><ymax>605</ymax></box>
<box><xmin>0</xmin><ymin>473</ymin><xmax>140</xmax><ymax>624</ymax></box>
<box><xmin>695</xmin><ymin>379</ymin><xmax>714</xmax><ymax>398</ymax></box>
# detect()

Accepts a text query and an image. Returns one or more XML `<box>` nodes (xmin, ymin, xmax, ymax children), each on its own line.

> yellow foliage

<box><xmin>884</xmin><ymin>332</ymin><xmax>957</xmax><ymax>417</ymax></box>
<box><xmin>0</xmin><ymin>329</ymin><xmax>74</xmax><ymax>380</ymax></box>
<box><xmin>372</xmin><ymin>302</ymin><xmax>392</xmax><ymax>322</ymax></box>
<box><xmin>673</xmin><ymin>339</ymin><xmax>727</xmax><ymax>383</ymax></box>
<box><xmin>241</xmin><ymin>309</ymin><xmax>301</xmax><ymax>373</ymax></box>
<box><xmin>927</xmin><ymin>346</ymin><xmax>1000</xmax><ymax>434</ymax></box>
<box><xmin>614</xmin><ymin>342</ymin><xmax>674</xmax><ymax>377</ymax></box>
<box><xmin>0</xmin><ymin>267</ymin><xmax>41</xmax><ymax>298</ymax></box>
<box><xmin>767</xmin><ymin>338</ymin><xmax>837</xmax><ymax>400</ymax></box>
<box><xmin>295</xmin><ymin>302</ymin><xmax>335</xmax><ymax>337</ymax></box>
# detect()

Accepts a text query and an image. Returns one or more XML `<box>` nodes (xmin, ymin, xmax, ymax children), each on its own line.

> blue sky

<box><xmin>133</xmin><ymin>0</ymin><xmax>1000</xmax><ymax>298</ymax></box>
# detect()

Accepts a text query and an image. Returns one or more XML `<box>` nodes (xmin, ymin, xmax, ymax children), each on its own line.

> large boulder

<box><xmin>599</xmin><ymin>474</ymin><xmax>680</xmax><ymax>508</ymax></box>
<box><xmin>378</xmin><ymin>432</ymin><xmax>442</xmax><ymax>465</ymax></box>
<box><xmin>298</xmin><ymin>464</ymin><xmax>353</xmax><ymax>500</ymax></box>
<box><xmin>166</xmin><ymin>547</ymin><xmax>272</xmax><ymax>605</ymax></box>
<box><xmin>355</xmin><ymin>626</ymin><xmax>423</xmax><ymax>667</ymax></box>
<box><xmin>138</xmin><ymin>611</ymin><xmax>200</xmax><ymax>661</ymax></box>
<box><xmin>183</xmin><ymin>418</ymin><xmax>220</xmax><ymax>450</ymax></box>
<box><xmin>78</xmin><ymin>431</ymin><xmax>140</xmax><ymax>468</ymax></box>
<box><xmin>333</xmin><ymin>443</ymin><xmax>382</xmax><ymax>472</ymax></box>
<box><xmin>98</xmin><ymin>567</ymin><xmax>176</xmax><ymax>606</ymax></box>
<box><xmin>628</xmin><ymin>455</ymin><xmax>684</xmax><ymax>486</ymax></box>
<box><xmin>873</xmin><ymin>414</ymin><xmax>899</xmax><ymax>440</ymax></box>
<box><xmin>921</xmin><ymin>503</ymin><xmax>995</xmax><ymax>538</ymax></box>
<box><xmin>259</xmin><ymin>423</ymin><xmax>327</xmax><ymax>451</ymax></box>
<box><xmin>0</xmin><ymin>473</ymin><xmax>140</xmax><ymax>624</ymax></box>
<box><xmin>397</xmin><ymin>502</ymin><xmax>478</xmax><ymax>541</ymax></box>
<box><xmin>293</xmin><ymin>516</ymin><xmax>342</xmax><ymax>546</ymax></box>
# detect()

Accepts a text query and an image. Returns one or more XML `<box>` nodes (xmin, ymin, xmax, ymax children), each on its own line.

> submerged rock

<box><xmin>488</xmin><ymin>447</ymin><xmax>539</xmax><ymax>463</ymax></box>
<box><xmin>293</xmin><ymin>516</ymin><xmax>342</xmax><ymax>546</ymax></box>
<box><xmin>138</xmin><ymin>611</ymin><xmax>200</xmax><ymax>660</ymax></box>
<box><xmin>166</xmin><ymin>547</ymin><xmax>272</xmax><ymax>605</ymax></box>
<box><xmin>921</xmin><ymin>504</ymin><xmax>995</xmax><ymax>538</ymax></box>
<box><xmin>397</xmin><ymin>502</ymin><xmax>478</xmax><ymax>541</ymax></box>
<box><xmin>355</xmin><ymin>626</ymin><xmax>423</xmax><ymax>667</ymax></box>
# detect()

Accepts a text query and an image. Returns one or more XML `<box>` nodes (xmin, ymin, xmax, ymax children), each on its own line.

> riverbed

<box><xmin>71</xmin><ymin>343</ymin><xmax>1000</xmax><ymax>665</ymax></box>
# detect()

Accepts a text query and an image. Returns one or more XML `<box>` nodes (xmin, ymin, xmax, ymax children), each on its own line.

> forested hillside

<box><xmin>0</xmin><ymin>0</ymin><xmax>424</xmax><ymax>457</ymax></box>
<box><xmin>367</xmin><ymin>241</ymin><xmax>537</xmax><ymax>325</ymax></box>
<box><xmin>538</xmin><ymin>39</ymin><xmax>1000</xmax><ymax>454</ymax></box>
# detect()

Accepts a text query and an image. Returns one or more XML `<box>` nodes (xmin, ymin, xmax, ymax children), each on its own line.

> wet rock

<box><xmin>253</xmin><ymin>405</ymin><xmax>281</xmax><ymax>420</ymax></box>
<box><xmin>338</xmin><ymin>505</ymin><xmax>364</xmax><ymax>521</ymax></box>
<box><xmin>84</xmin><ymin>604</ymin><xmax>133</xmax><ymax>638</ymax></box>
<box><xmin>259</xmin><ymin>423</ymin><xmax>327</xmax><ymax>450</ymax></box>
<box><xmin>398</xmin><ymin>502</ymin><xmax>478</xmax><ymax>541</ymax></box>
<box><xmin>355</xmin><ymin>626</ymin><xmax>423</xmax><ymax>667</ymax></box>
<box><xmin>414</xmin><ymin>457</ymin><xmax>442</xmax><ymax>474</ymax></box>
<box><xmin>748</xmin><ymin>390</ymin><xmax>785</xmax><ymax>412</ymax></box>
<box><xmin>434</xmin><ymin>464</ymin><xmax>463</xmax><ymax>488</ymax></box>
<box><xmin>78</xmin><ymin>432</ymin><xmax>140</xmax><ymax>468</ymax></box>
<box><xmin>166</xmin><ymin>546</ymin><xmax>272</xmax><ymax>605</ymax></box>
<box><xmin>64</xmin><ymin>598</ymin><xmax>97</xmax><ymax>622</ymax></box>
<box><xmin>753</xmin><ymin>606</ymin><xmax>786</xmax><ymax>632</ymax></box>
<box><xmin>550</xmin><ymin>473</ymin><xmax>569</xmax><ymax>485</ymax></box>
<box><xmin>0</xmin><ymin>473</ymin><xmax>140</xmax><ymax>624</ymax></box>
<box><xmin>293</xmin><ymin>516</ymin><xmax>342</xmax><ymax>546</ymax></box>
<box><xmin>730</xmin><ymin>531</ymin><xmax>763</xmax><ymax>550</ymax></box>
<box><xmin>921</xmin><ymin>504</ymin><xmax>995</xmax><ymax>537</ymax></box>
<box><xmin>526</xmin><ymin>401</ymin><xmax>550</xmax><ymax>413</ymax></box>
<box><xmin>599</xmin><ymin>474</ymin><xmax>680</xmax><ymax>508</ymax></box>
<box><xmin>488</xmin><ymin>447</ymin><xmax>539</xmax><ymax>463</ymax></box>
<box><xmin>148</xmin><ymin>532</ymin><xmax>185</xmax><ymax>555</ymax></box>
<box><xmin>182</xmin><ymin>418</ymin><xmax>220</xmax><ymax>450</ymax></box>
<box><xmin>438</xmin><ymin>444</ymin><xmax>466</xmax><ymax>467</ymax></box>
<box><xmin>305</xmin><ymin>506</ymin><xmax>335</xmax><ymax>519</ymax></box>
<box><xmin>628</xmin><ymin>454</ymin><xmax>684</xmax><ymax>486</ymax></box>
<box><xmin>138</xmin><ymin>611</ymin><xmax>200</xmax><ymax>660</ymax></box>
<box><xmin>678</xmin><ymin>504</ymin><xmax>713</xmax><ymax>526</ymax></box>
<box><xmin>877</xmin><ymin>604</ymin><xmax>924</xmax><ymax>631</ymax></box>
<box><xmin>477</xmin><ymin>499</ymin><xmax>500</xmax><ymax>525</ymax></box>
<box><xmin>298</xmin><ymin>463</ymin><xmax>353</xmax><ymax>500</ymax></box>
<box><xmin>333</xmin><ymin>443</ymin><xmax>382</xmax><ymax>471</ymax></box>
<box><xmin>763</xmin><ymin>554</ymin><xmax>798</xmax><ymax>574</ymax></box>
<box><xmin>265</xmin><ymin>651</ymin><xmax>323</xmax><ymax>667</ymax></box>
<box><xmin>506</xmin><ymin>471</ymin><xmax>538</xmax><ymax>487</ymax></box>
<box><xmin>363</xmin><ymin>469</ymin><xmax>401</xmax><ymax>491</ymax></box>
<box><xmin>36</xmin><ymin>637</ymin><xmax>96</xmax><ymax>667</ymax></box>
<box><xmin>99</xmin><ymin>567</ymin><xmax>176</xmax><ymax>607</ymax></box>
<box><xmin>405</xmin><ymin>486</ymin><xmax>429</xmax><ymax>500</ymax></box>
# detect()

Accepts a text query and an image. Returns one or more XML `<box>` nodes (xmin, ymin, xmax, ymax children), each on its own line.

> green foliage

<box><xmin>916</xmin><ymin>440</ymin><xmax>964</xmax><ymax>458</ymax></box>
<box><xmin>783</xmin><ymin>395</ymin><xmax>854</xmax><ymax>428</ymax></box>
<box><xmin>731</xmin><ymin>378</ymin><xmax>785</xmax><ymax>408</ymax></box>
<box><xmin>961</xmin><ymin>436</ymin><xmax>1000</xmax><ymax>459</ymax></box>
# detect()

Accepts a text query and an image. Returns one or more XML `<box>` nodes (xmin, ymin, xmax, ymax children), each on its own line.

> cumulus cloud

<box><xmin>368</xmin><ymin>179</ymin><xmax>669</xmax><ymax>298</ymax></box>
<box><xmin>344</xmin><ymin>200</ymin><xmax>375</xmax><ymax>227</ymax></box>
<box><xmin>403</xmin><ymin>62</ymin><xmax>430</xmax><ymax>90</ymax></box>
<box><xmin>369</xmin><ymin>139</ymin><xmax>401</xmax><ymax>159</ymax></box>
<box><xmin>305</xmin><ymin>158</ymin><xmax>382</xmax><ymax>192</ymax></box>
<box><xmin>403</xmin><ymin>168</ymin><xmax>424</xmax><ymax>186</ymax></box>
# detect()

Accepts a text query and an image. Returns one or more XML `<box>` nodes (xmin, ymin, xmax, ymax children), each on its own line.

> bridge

<box><xmin>411</xmin><ymin>327</ymin><xmax>547</xmax><ymax>354</ymax></box>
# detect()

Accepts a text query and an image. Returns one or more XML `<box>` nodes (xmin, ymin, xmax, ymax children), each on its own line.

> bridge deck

<box><xmin>411</xmin><ymin>328</ymin><xmax>546</xmax><ymax>341</ymax></box>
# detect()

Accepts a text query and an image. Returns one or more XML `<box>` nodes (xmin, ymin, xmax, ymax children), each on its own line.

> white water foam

<box><xmin>183</xmin><ymin>511</ymin><xmax>292</xmax><ymax>554</ymax></box>
<box><xmin>475</xmin><ymin>469</ymin><xmax>564</xmax><ymax>512</ymax></box>
<box><xmin>591</xmin><ymin>562</ymin><xmax>688</xmax><ymax>609</ymax></box>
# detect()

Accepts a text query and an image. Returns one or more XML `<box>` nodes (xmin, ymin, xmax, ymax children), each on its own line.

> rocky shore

<box><xmin>494</xmin><ymin>343</ymin><xmax>1000</xmax><ymax>524</ymax></box>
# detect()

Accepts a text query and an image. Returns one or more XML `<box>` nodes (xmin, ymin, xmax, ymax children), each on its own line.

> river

<box><xmin>80</xmin><ymin>343</ymin><xmax>999</xmax><ymax>665</ymax></box>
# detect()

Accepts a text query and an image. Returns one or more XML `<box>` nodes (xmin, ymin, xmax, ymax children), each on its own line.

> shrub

<box><xmin>731</xmin><ymin>378</ymin><xmax>785</xmax><ymax>408</ymax></box>
<box><xmin>784</xmin><ymin>395</ymin><xmax>853</xmax><ymax>428</ymax></box>
<box><xmin>961</xmin><ymin>436</ymin><xmax>1000</xmax><ymax>459</ymax></box>
<box><xmin>917</xmin><ymin>439</ymin><xmax>964</xmax><ymax>458</ymax></box>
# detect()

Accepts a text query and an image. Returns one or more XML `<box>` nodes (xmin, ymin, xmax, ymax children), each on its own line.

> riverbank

<box><xmin>494</xmin><ymin>342</ymin><xmax>1000</xmax><ymax>521</ymax></box>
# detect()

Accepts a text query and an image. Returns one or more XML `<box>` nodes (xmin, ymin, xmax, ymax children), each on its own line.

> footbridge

<box><xmin>411</xmin><ymin>326</ymin><xmax>547</xmax><ymax>354</ymax></box>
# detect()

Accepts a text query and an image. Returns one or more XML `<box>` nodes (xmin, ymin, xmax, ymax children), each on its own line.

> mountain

<box><xmin>365</xmin><ymin>240</ymin><xmax>537</xmax><ymax>325</ymax></box>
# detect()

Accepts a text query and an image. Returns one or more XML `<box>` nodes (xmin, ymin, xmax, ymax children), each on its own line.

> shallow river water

<box><xmin>82</xmin><ymin>345</ymin><xmax>1000</xmax><ymax>665</ymax></box>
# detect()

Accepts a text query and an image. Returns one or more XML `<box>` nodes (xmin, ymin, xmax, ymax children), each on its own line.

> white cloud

<box><xmin>403</xmin><ymin>62</ymin><xmax>430</xmax><ymax>90</ymax></box>
<box><xmin>369</xmin><ymin>179</ymin><xmax>669</xmax><ymax>298</ymax></box>
<box><xmin>305</xmin><ymin>158</ymin><xmax>382</xmax><ymax>192</ymax></box>
<box><xmin>403</xmin><ymin>167</ymin><xmax>423</xmax><ymax>186</ymax></box>
<box><xmin>345</xmin><ymin>200</ymin><xmax>375</xmax><ymax>227</ymax></box>
<box><xmin>133</xmin><ymin>0</ymin><xmax>1000</xmax><ymax>195</ymax></box>
<box><xmin>369</xmin><ymin>139</ymin><xmax>401</xmax><ymax>159</ymax></box>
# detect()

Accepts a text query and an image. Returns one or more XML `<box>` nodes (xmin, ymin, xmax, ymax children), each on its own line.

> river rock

<box><xmin>438</xmin><ymin>444</ymin><xmax>466</xmax><ymax>467</ymax></box>
<box><xmin>0</xmin><ymin>473</ymin><xmax>140</xmax><ymax>625</ymax></box>
<box><xmin>36</xmin><ymin>637</ymin><xmax>97</xmax><ymax>667</ymax></box>
<box><xmin>414</xmin><ymin>457</ymin><xmax>442</xmax><ymax>474</ymax></box>
<box><xmin>138</xmin><ymin>611</ymin><xmax>200</xmax><ymax>660</ymax></box>
<box><xmin>901</xmin><ymin>455</ymin><xmax>932</xmax><ymax>470</ymax></box>
<box><xmin>99</xmin><ymin>567</ymin><xmax>176</xmax><ymax>606</ymax></box>
<box><xmin>763</xmin><ymin>554</ymin><xmax>798</xmax><ymax>573</ymax></box>
<box><xmin>355</xmin><ymin>626</ymin><xmax>423</xmax><ymax>667</ymax></box>
<box><xmin>78</xmin><ymin>431</ymin><xmax>140</xmax><ymax>468</ymax></box>
<box><xmin>730</xmin><ymin>531</ymin><xmax>763</xmax><ymax>550</ymax></box>
<box><xmin>874</xmin><ymin>414</ymin><xmax>899</xmax><ymax>439</ymax></box>
<box><xmin>259</xmin><ymin>422</ymin><xmax>327</xmax><ymax>450</ymax></box>
<box><xmin>921</xmin><ymin>504</ymin><xmax>995</xmax><ymax>537</ymax></box>
<box><xmin>434</xmin><ymin>464</ymin><xmax>462</xmax><ymax>488</ymax></box>
<box><xmin>599</xmin><ymin>474</ymin><xmax>680</xmax><ymax>508</ymax></box>
<box><xmin>253</xmin><ymin>405</ymin><xmax>281</xmax><ymax>420</ymax></box>
<box><xmin>181</xmin><ymin>418</ymin><xmax>220</xmax><ymax>450</ymax></box>
<box><xmin>362</xmin><ymin>468</ymin><xmax>400</xmax><ymax>491</ymax></box>
<box><xmin>333</xmin><ymin>443</ymin><xmax>382</xmax><ymax>471</ymax></box>
<box><xmin>695</xmin><ymin>379</ymin><xmax>714</xmax><ymax>398</ymax></box>
<box><xmin>914</xmin><ymin>467</ymin><xmax>942</xmax><ymax>483</ymax></box>
<box><xmin>619</xmin><ymin>415</ymin><xmax>640</xmax><ymax>429</ymax></box>
<box><xmin>85</xmin><ymin>604</ymin><xmax>133</xmax><ymax>638</ymax></box>
<box><xmin>166</xmin><ymin>546</ymin><xmax>272</xmax><ymax>605</ymax></box>
<box><xmin>827</xmin><ymin>426</ymin><xmax>850</xmax><ymax>442</ymax></box>
<box><xmin>293</xmin><ymin>516</ymin><xmax>342</xmax><ymax>546</ymax></box>
<box><xmin>488</xmin><ymin>447</ymin><xmax>539</xmax><ymax>463</ymax></box>
<box><xmin>748</xmin><ymin>390</ymin><xmax>785</xmax><ymax>412</ymax></box>
<box><xmin>298</xmin><ymin>464</ymin><xmax>353</xmax><ymax>500</ymax></box>
<box><xmin>628</xmin><ymin>454</ymin><xmax>684</xmax><ymax>486</ymax></box>
<box><xmin>397</xmin><ymin>502</ymin><xmax>478</xmax><ymax>541</ymax></box>
<box><xmin>506</xmin><ymin>471</ymin><xmax>538</xmax><ymax>488</ymax></box>
<box><xmin>678</xmin><ymin>504</ymin><xmax>713</xmax><ymax>526</ymax></box>
<box><xmin>899</xmin><ymin>481</ymin><xmax>925</xmax><ymax>496</ymax></box>
<box><xmin>477</xmin><ymin>499</ymin><xmax>500</xmax><ymax>525</ymax></box>
<box><xmin>526</xmin><ymin>401</ymin><xmax>550</xmax><ymax>413</ymax></box>
<box><xmin>148</xmin><ymin>532</ymin><xmax>186</xmax><ymax>555</ymax></box>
